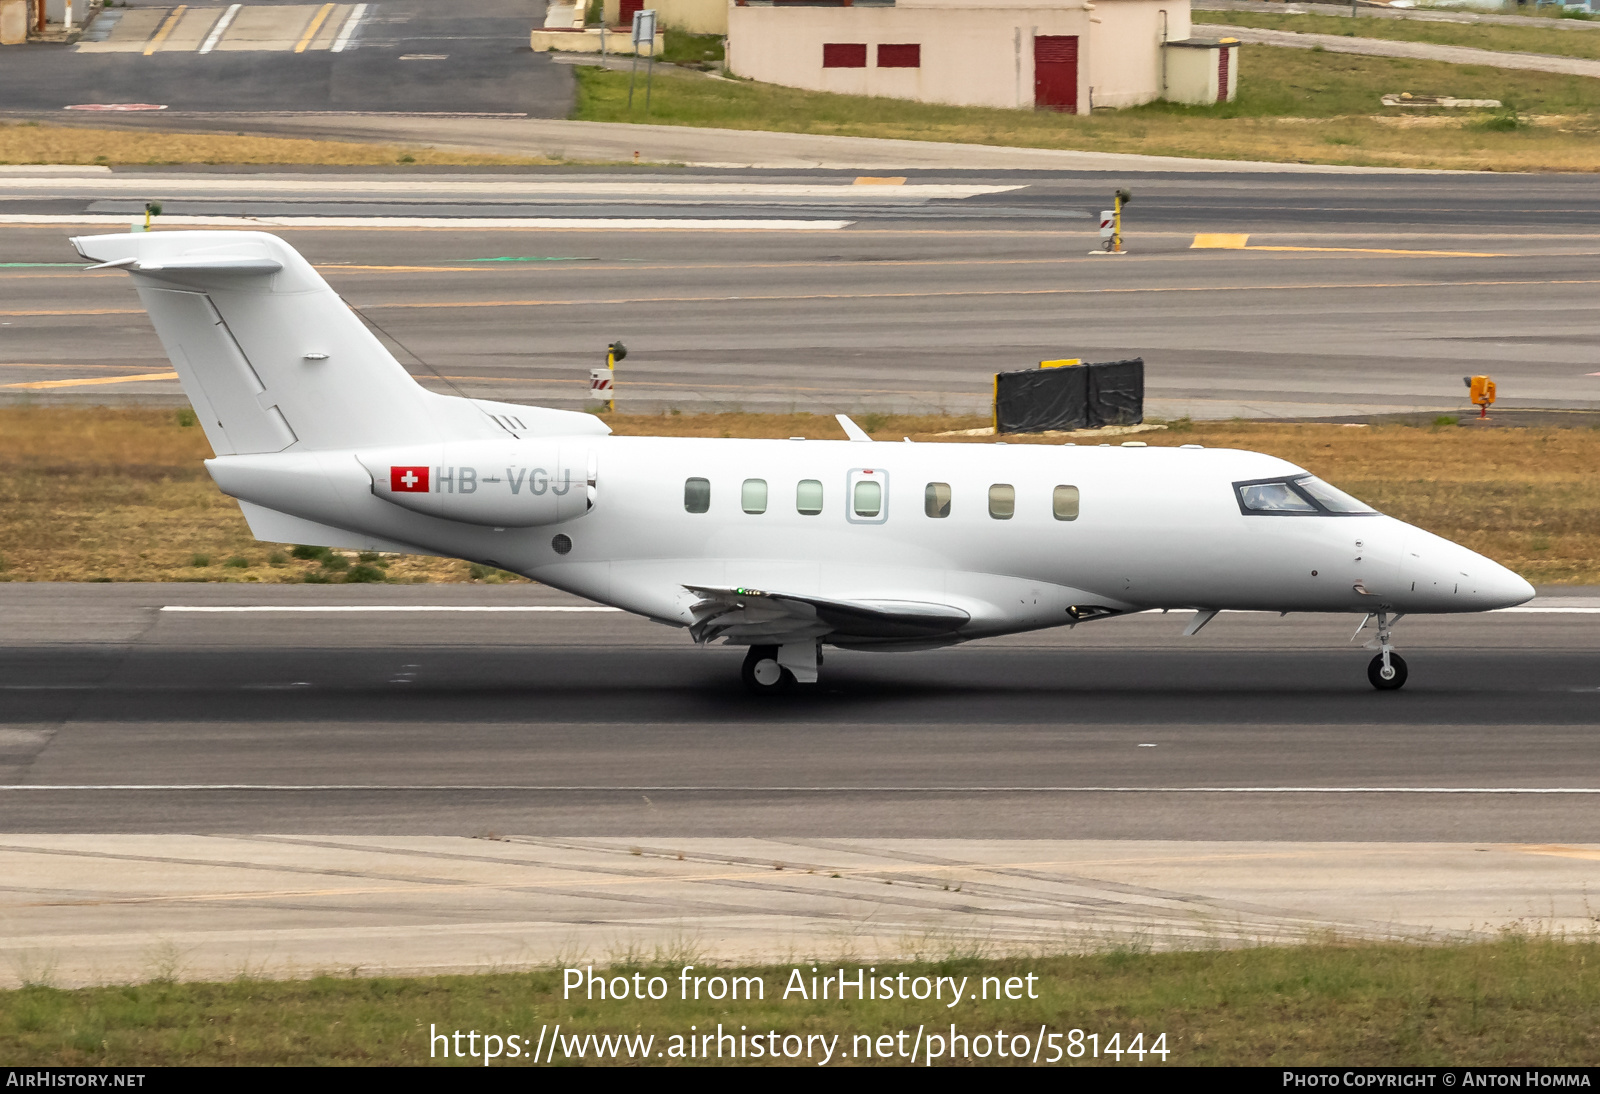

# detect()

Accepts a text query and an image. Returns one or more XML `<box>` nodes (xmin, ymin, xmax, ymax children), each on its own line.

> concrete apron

<box><xmin>1</xmin><ymin>836</ymin><xmax>1594</xmax><ymax>987</ymax></box>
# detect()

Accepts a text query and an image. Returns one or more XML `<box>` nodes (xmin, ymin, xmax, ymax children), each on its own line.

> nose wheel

<box><xmin>741</xmin><ymin>645</ymin><xmax>795</xmax><ymax>694</ymax></box>
<box><xmin>1358</xmin><ymin>610</ymin><xmax>1408</xmax><ymax>691</ymax></box>
<box><xmin>1367</xmin><ymin>651</ymin><xmax>1408</xmax><ymax>690</ymax></box>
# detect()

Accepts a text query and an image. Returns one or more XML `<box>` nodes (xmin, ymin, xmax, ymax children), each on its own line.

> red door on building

<box><xmin>620</xmin><ymin>0</ymin><xmax>643</xmax><ymax>27</ymax></box>
<box><xmin>1217</xmin><ymin>46</ymin><xmax>1230</xmax><ymax>102</ymax></box>
<box><xmin>1033</xmin><ymin>36</ymin><xmax>1079</xmax><ymax>113</ymax></box>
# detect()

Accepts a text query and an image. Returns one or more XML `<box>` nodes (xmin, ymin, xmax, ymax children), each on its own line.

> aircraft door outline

<box><xmin>845</xmin><ymin>468</ymin><xmax>889</xmax><ymax>525</ymax></box>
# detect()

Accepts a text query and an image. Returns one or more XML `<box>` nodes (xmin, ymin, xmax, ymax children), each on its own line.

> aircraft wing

<box><xmin>684</xmin><ymin>585</ymin><xmax>970</xmax><ymax>646</ymax></box>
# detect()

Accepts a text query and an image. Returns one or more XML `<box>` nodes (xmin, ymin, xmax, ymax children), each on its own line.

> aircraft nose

<box><xmin>1477</xmin><ymin>560</ymin><xmax>1536</xmax><ymax>610</ymax></box>
<box><xmin>1401</xmin><ymin>529</ymin><xmax>1534</xmax><ymax>611</ymax></box>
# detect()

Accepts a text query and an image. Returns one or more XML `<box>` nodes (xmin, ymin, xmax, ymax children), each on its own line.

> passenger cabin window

<box><xmin>684</xmin><ymin>477</ymin><xmax>710</xmax><ymax>514</ymax></box>
<box><xmin>853</xmin><ymin>480</ymin><xmax>883</xmax><ymax>518</ymax></box>
<box><xmin>796</xmin><ymin>479</ymin><xmax>823</xmax><ymax>515</ymax></box>
<box><xmin>925</xmin><ymin>482</ymin><xmax>951</xmax><ymax>518</ymax></box>
<box><xmin>1053</xmin><ymin>485</ymin><xmax>1080</xmax><ymax>521</ymax></box>
<box><xmin>988</xmin><ymin>484</ymin><xmax>1015</xmax><ymax>519</ymax></box>
<box><xmin>742</xmin><ymin>478</ymin><xmax>768</xmax><ymax>514</ymax></box>
<box><xmin>1235</xmin><ymin>475</ymin><xmax>1376</xmax><ymax>516</ymax></box>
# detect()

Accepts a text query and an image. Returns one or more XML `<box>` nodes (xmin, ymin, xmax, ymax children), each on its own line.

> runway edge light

<box><xmin>1092</xmin><ymin>188</ymin><xmax>1132</xmax><ymax>256</ymax></box>
<box><xmin>132</xmin><ymin>202</ymin><xmax>162</xmax><ymax>234</ymax></box>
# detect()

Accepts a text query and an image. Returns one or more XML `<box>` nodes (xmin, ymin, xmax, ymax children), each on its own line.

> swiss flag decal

<box><xmin>390</xmin><ymin>466</ymin><xmax>429</xmax><ymax>493</ymax></box>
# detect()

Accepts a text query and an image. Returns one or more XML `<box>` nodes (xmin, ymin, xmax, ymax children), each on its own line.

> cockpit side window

<box><xmin>1234</xmin><ymin>475</ymin><xmax>1376</xmax><ymax>516</ymax></box>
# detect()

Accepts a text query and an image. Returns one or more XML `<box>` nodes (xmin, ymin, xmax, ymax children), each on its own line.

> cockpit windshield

<box><xmin>1237</xmin><ymin>481</ymin><xmax>1316</xmax><ymax>513</ymax></box>
<box><xmin>1235</xmin><ymin>475</ymin><xmax>1376</xmax><ymax>516</ymax></box>
<box><xmin>1294</xmin><ymin>476</ymin><xmax>1375</xmax><ymax>514</ymax></box>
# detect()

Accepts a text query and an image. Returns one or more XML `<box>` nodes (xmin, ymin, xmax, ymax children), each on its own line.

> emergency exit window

<box><xmin>796</xmin><ymin>479</ymin><xmax>823</xmax><ymax>515</ymax></box>
<box><xmin>1053</xmin><ymin>485</ymin><xmax>1080</xmax><ymax>521</ymax></box>
<box><xmin>989</xmin><ymin>484</ymin><xmax>1015</xmax><ymax>519</ymax></box>
<box><xmin>684</xmin><ymin>477</ymin><xmax>710</xmax><ymax>514</ymax></box>
<box><xmin>925</xmin><ymin>482</ymin><xmax>951</xmax><ymax>518</ymax></box>
<box><xmin>742</xmin><ymin>479</ymin><xmax>768</xmax><ymax>515</ymax></box>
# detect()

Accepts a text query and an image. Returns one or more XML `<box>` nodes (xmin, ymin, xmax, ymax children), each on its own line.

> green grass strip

<box><xmin>5</xmin><ymin>939</ymin><xmax>1600</xmax><ymax>1065</ymax></box>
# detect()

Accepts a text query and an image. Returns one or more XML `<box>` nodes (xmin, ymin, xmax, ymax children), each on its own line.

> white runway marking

<box><xmin>0</xmin><ymin>215</ymin><xmax>854</xmax><ymax>231</ymax></box>
<box><xmin>160</xmin><ymin>605</ymin><xmax>622</xmax><ymax>613</ymax></box>
<box><xmin>3</xmin><ymin>785</ymin><xmax>1598</xmax><ymax>793</ymax></box>
<box><xmin>330</xmin><ymin>2</ymin><xmax>366</xmax><ymax>52</ymax></box>
<box><xmin>1494</xmin><ymin>606</ymin><xmax>1600</xmax><ymax>613</ymax></box>
<box><xmin>0</xmin><ymin>178</ymin><xmax>1014</xmax><ymax>199</ymax></box>
<box><xmin>198</xmin><ymin>4</ymin><xmax>241</xmax><ymax>54</ymax></box>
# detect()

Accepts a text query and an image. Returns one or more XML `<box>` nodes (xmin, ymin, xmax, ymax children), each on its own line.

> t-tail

<box><xmin>72</xmin><ymin>230</ymin><xmax>607</xmax><ymax>553</ymax></box>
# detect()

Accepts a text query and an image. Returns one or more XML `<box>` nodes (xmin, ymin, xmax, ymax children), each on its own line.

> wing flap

<box><xmin>685</xmin><ymin>585</ymin><xmax>969</xmax><ymax>645</ymax></box>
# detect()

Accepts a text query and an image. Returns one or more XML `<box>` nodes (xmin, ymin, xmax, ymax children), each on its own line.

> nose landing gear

<box><xmin>1367</xmin><ymin>651</ymin><xmax>1408</xmax><ymax>690</ymax></box>
<box><xmin>1359</xmin><ymin>611</ymin><xmax>1408</xmax><ymax>691</ymax></box>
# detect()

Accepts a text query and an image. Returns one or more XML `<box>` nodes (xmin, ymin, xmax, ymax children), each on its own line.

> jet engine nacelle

<box><xmin>357</xmin><ymin>440</ymin><xmax>596</xmax><ymax>528</ymax></box>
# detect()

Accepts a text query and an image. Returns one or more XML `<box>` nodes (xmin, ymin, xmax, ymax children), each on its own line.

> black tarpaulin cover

<box><xmin>993</xmin><ymin>358</ymin><xmax>1143</xmax><ymax>433</ymax></box>
<box><xmin>1086</xmin><ymin>358</ymin><xmax>1144</xmax><ymax>428</ymax></box>
<box><xmin>994</xmin><ymin>364</ymin><xmax>1088</xmax><ymax>433</ymax></box>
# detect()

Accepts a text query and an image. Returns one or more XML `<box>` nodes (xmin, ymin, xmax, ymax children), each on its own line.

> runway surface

<box><xmin>0</xmin><ymin>0</ymin><xmax>573</xmax><ymax>116</ymax></box>
<box><xmin>5</xmin><ymin>583</ymin><xmax>1600</xmax><ymax>839</ymax></box>
<box><xmin>7</xmin><ymin>834</ymin><xmax>1598</xmax><ymax>987</ymax></box>
<box><xmin>4</xmin><ymin>167</ymin><xmax>1600</xmax><ymax>417</ymax></box>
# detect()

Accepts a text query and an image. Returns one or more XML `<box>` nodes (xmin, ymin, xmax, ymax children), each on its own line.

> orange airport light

<box><xmin>1464</xmin><ymin>374</ymin><xmax>1496</xmax><ymax>419</ymax></box>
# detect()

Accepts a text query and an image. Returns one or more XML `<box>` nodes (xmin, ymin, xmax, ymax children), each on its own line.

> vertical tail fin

<box><xmin>71</xmin><ymin>231</ymin><xmax>606</xmax><ymax>453</ymax></box>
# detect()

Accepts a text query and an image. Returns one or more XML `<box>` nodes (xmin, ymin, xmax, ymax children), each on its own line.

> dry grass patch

<box><xmin>0</xmin><ymin>122</ymin><xmax>554</xmax><ymax>167</ymax></box>
<box><xmin>2</xmin><ymin>407</ymin><xmax>1596</xmax><ymax>584</ymax></box>
<box><xmin>0</xmin><ymin>407</ymin><xmax>521</xmax><ymax>584</ymax></box>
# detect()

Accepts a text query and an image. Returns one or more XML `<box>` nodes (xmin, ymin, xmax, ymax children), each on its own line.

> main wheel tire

<box><xmin>1367</xmin><ymin>652</ymin><xmax>1408</xmax><ymax>691</ymax></box>
<box><xmin>741</xmin><ymin>645</ymin><xmax>794</xmax><ymax>694</ymax></box>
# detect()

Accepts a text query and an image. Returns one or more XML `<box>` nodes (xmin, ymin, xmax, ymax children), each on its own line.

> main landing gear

<box><xmin>1361</xmin><ymin>610</ymin><xmax>1408</xmax><ymax>691</ymax></box>
<box><xmin>742</xmin><ymin>645</ymin><xmax>793</xmax><ymax>694</ymax></box>
<box><xmin>740</xmin><ymin>642</ymin><xmax>821</xmax><ymax>694</ymax></box>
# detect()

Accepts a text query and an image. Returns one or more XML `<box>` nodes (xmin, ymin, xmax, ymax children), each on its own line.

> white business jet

<box><xmin>74</xmin><ymin>231</ymin><xmax>1534</xmax><ymax>692</ymax></box>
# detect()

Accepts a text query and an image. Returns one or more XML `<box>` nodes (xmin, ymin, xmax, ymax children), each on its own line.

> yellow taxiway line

<box><xmin>143</xmin><ymin>5</ymin><xmax>187</xmax><ymax>55</ymax></box>
<box><xmin>1191</xmin><ymin>233</ymin><xmax>1505</xmax><ymax>258</ymax></box>
<box><xmin>294</xmin><ymin>3</ymin><xmax>336</xmax><ymax>53</ymax></box>
<box><xmin>4</xmin><ymin>371</ymin><xmax>178</xmax><ymax>390</ymax></box>
<box><xmin>9</xmin><ymin>276</ymin><xmax>1600</xmax><ymax>320</ymax></box>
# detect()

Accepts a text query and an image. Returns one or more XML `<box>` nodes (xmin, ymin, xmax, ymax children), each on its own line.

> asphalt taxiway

<box><xmin>5</xmin><ymin>583</ymin><xmax>1600</xmax><ymax>839</ymax></box>
<box><xmin>5</xmin><ymin>167</ymin><xmax>1600</xmax><ymax>418</ymax></box>
<box><xmin>5</xmin><ymin>582</ymin><xmax>1599</xmax><ymax>985</ymax></box>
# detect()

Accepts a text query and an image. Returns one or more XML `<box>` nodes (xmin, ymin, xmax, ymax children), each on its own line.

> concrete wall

<box><xmin>0</xmin><ymin>0</ymin><xmax>25</xmax><ymax>44</ymax></box>
<box><xmin>603</xmin><ymin>0</ymin><xmax>728</xmax><ymax>34</ymax></box>
<box><xmin>531</xmin><ymin>26</ymin><xmax>665</xmax><ymax>53</ymax></box>
<box><xmin>1164</xmin><ymin>40</ymin><xmax>1235</xmax><ymax>104</ymax></box>
<box><xmin>729</xmin><ymin>6</ymin><xmax>1094</xmax><ymax>111</ymax></box>
<box><xmin>727</xmin><ymin>0</ymin><xmax>1188</xmax><ymax>112</ymax></box>
<box><xmin>1087</xmin><ymin>0</ymin><xmax>1187</xmax><ymax>109</ymax></box>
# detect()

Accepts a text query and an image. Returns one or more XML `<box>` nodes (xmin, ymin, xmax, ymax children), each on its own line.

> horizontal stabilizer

<box><xmin>685</xmin><ymin>584</ymin><xmax>969</xmax><ymax>645</ymax></box>
<box><xmin>129</xmin><ymin>256</ymin><xmax>285</xmax><ymax>275</ymax></box>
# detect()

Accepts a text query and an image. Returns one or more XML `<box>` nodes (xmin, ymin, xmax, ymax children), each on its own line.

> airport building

<box><xmin>727</xmin><ymin>0</ymin><xmax>1233</xmax><ymax>113</ymax></box>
